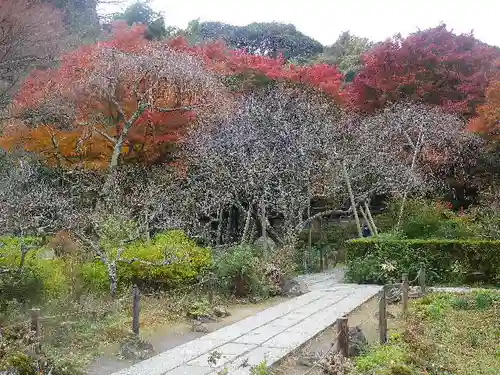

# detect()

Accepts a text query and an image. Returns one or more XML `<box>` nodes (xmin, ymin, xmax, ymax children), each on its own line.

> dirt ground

<box><xmin>85</xmin><ymin>297</ymin><xmax>289</xmax><ymax>375</ymax></box>
<box><xmin>273</xmin><ymin>297</ymin><xmax>403</xmax><ymax>375</ymax></box>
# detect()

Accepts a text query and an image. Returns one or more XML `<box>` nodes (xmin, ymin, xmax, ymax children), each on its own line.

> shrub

<box><xmin>345</xmin><ymin>238</ymin><xmax>500</xmax><ymax>285</ymax></box>
<box><xmin>0</xmin><ymin>267</ymin><xmax>44</xmax><ymax>310</ymax></box>
<box><xmin>212</xmin><ymin>245</ymin><xmax>270</xmax><ymax>297</ymax></box>
<box><xmin>374</xmin><ymin>199</ymin><xmax>479</xmax><ymax>239</ymax></box>
<box><xmin>119</xmin><ymin>230</ymin><xmax>212</xmax><ymax>287</ymax></box>
<box><xmin>80</xmin><ymin>261</ymin><xmax>109</xmax><ymax>293</ymax></box>
<box><xmin>0</xmin><ymin>236</ymin><xmax>74</xmax><ymax>298</ymax></box>
<box><xmin>296</xmin><ymin>221</ymin><xmax>358</xmax><ymax>272</ymax></box>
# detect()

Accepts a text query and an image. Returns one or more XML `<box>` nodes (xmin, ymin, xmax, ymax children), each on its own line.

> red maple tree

<box><xmin>468</xmin><ymin>64</ymin><xmax>500</xmax><ymax>137</ymax></box>
<box><xmin>167</xmin><ymin>37</ymin><xmax>346</xmax><ymax>104</ymax></box>
<box><xmin>2</xmin><ymin>23</ymin><xmax>232</xmax><ymax>169</ymax></box>
<box><xmin>348</xmin><ymin>24</ymin><xmax>500</xmax><ymax>116</ymax></box>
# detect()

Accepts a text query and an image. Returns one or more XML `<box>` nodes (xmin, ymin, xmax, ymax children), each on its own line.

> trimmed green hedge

<box><xmin>345</xmin><ymin>238</ymin><xmax>500</xmax><ymax>285</ymax></box>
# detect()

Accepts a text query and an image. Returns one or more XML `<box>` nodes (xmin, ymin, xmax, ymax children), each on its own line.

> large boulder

<box><xmin>280</xmin><ymin>278</ymin><xmax>310</xmax><ymax>297</ymax></box>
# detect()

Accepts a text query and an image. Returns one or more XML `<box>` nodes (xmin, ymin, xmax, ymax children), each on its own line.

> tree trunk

<box><xmin>359</xmin><ymin>204</ymin><xmax>374</xmax><ymax>235</ymax></box>
<box><xmin>108</xmin><ymin>262</ymin><xmax>118</xmax><ymax>298</ymax></box>
<box><xmin>144</xmin><ymin>213</ymin><xmax>151</xmax><ymax>245</ymax></box>
<box><xmin>259</xmin><ymin>200</ymin><xmax>268</xmax><ymax>260</ymax></box>
<box><xmin>307</xmin><ymin>198</ymin><xmax>312</xmax><ymax>263</ymax></box>
<box><xmin>241</xmin><ymin>204</ymin><xmax>253</xmax><ymax>244</ymax></box>
<box><xmin>342</xmin><ymin>161</ymin><xmax>362</xmax><ymax>237</ymax></box>
<box><xmin>396</xmin><ymin>132</ymin><xmax>424</xmax><ymax>229</ymax></box>
<box><xmin>97</xmin><ymin>106</ymin><xmax>147</xmax><ymax>212</ymax></box>
<box><xmin>364</xmin><ymin>201</ymin><xmax>378</xmax><ymax>236</ymax></box>
<box><xmin>216</xmin><ymin>207</ymin><xmax>223</xmax><ymax>246</ymax></box>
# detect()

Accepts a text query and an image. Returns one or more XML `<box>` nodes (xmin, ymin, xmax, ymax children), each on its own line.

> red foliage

<box><xmin>167</xmin><ymin>37</ymin><xmax>345</xmax><ymax>104</ymax></box>
<box><xmin>348</xmin><ymin>25</ymin><xmax>500</xmax><ymax>116</ymax></box>
<box><xmin>4</xmin><ymin>23</ymin><xmax>229</xmax><ymax>169</ymax></box>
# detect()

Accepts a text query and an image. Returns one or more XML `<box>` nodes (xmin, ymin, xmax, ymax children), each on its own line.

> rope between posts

<box><xmin>0</xmin><ymin>319</ymin><xmax>31</xmax><ymax>331</ymax></box>
<box><xmin>300</xmin><ymin>330</ymin><xmax>342</xmax><ymax>375</ymax></box>
<box><xmin>357</xmin><ymin>306</ymin><xmax>380</xmax><ymax>327</ymax></box>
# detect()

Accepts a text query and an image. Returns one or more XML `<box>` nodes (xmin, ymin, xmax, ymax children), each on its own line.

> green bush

<box><xmin>80</xmin><ymin>261</ymin><xmax>109</xmax><ymax>293</ymax></box>
<box><xmin>345</xmin><ymin>238</ymin><xmax>500</xmax><ymax>285</ymax></box>
<box><xmin>374</xmin><ymin>199</ymin><xmax>479</xmax><ymax>239</ymax></box>
<box><xmin>0</xmin><ymin>236</ymin><xmax>73</xmax><ymax>298</ymax></box>
<box><xmin>119</xmin><ymin>230</ymin><xmax>212</xmax><ymax>286</ymax></box>
<box><xmin>296</xmin><ymin>221</ymin><xmax>358</xmax><ymax>272</ymax></box>
<box><xmin>0</xmin><ymin>267</ymin><xmax>44</xmax><ymax>310</ymax></box>
<box><xmin>212</xmin><ymin>245</ymin><xmax>270</xmax><ymax>297</ymax></box>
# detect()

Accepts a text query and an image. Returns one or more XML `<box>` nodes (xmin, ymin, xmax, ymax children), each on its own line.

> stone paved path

<box><xmin>110</xmin><ymin>273</ymin><xmax>381</xmax><ymax>375</ymax></box>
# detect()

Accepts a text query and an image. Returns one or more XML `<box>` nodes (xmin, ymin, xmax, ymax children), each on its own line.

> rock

<box><xmin>408</xmin><ymin>286</ymin><xmax>424</xmax><ymax>299</ymax></box>
<box><xmin>191</xmin><ymin>320</ymin><xmax>210</xmax><ymax>333</ymax></box>
<box><xmin>213</xmin><ymin>306</ymin><xmax>230</xmax><ymax>318</ymax></box>
<box><xmin>253</xmin><ymin>236</ymin><xmax>276</xmax><ymax>253</ymax></box>
<box><xmin>347</xmin><ymin>326</ymin><xmax>368</xmax><ymax>357</ymax></box>
<box><xmin>281</xmin><ymin>278</ymin><xmax>310</xmax><ymax>297</ymax></box>
<box><xmin>196</xmin><ymin>315</ymin><xmax>218</xmax><ymax>323</ymax></box>
<box><xmin>39</xmin><ymin>248</ymin><xmax>55</xmax><ymax>260</ymax></box>
<box><xmin>386</xmin><ymin>286</ymin><xmax>402</xmax><ymax>304</ymax></box>
<box><xmin>249</xmin><ymin>295</ymin><xmax>263</xmax><ymax>304</ymax></box>
<box><xmin>119</xmin><ymin>335</ymin><xmax>154</xmax><ymax>360</ymax></box>
<box><xmin>297</xmin><ymin>350</ymin><xmax>324</xmax><ymax>367</ymax></box>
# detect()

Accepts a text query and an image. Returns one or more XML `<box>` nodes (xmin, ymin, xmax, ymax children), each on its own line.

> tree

<box><xmin>47</xmin><ymin>0</ymin><xmax>100</xmax><ymax>40</ymax></box>
<box><xmin>167</xmin><ymin>36</ymin><xmax>345</xmax><ymax>103</ymax></box>
<box><xmin>314</xmin><ymin>31</ymin><xmax>374</xmax><ymax>82</ymax></box>
<box><xmin>348</xmin><ymin>24</ymin><xmax>500</xmax><ymax>116</ymax></box>
<box><xmin>181</xmin><ymin>84</ymin><xmax>427</xmax><ymax>247</ymax></box>
<box><xmin>197</xmin><ymin>21</ymin><xmax>324</xmax><ymax>62</ymax></box>
<box><xmin>0</xmin><ymin>0</ymin><xmax>66</xmax><ymax>111</ymax></box>
<box><xmin>354</xmin><ymin>102</ymin><xmax>482</xmax><ymax>226</ymax></box>
<box><xmin>0</xmin><ymin>151</ymin><xmax>84</xmax><ymax>237</ymax></box>
<box><xmin>1</xmin><ymin>23</ymin><xmax>231</xmax><ymax>171</ymax></box>
<box><xmin>111</xmin><ymin>0</ymin><xmax>168</xmax><ymax>40</ymax></box>
<box><xmin>468</xmin><ymin>69</ymin><xmax>500</xmax><ymax>138</ymax></box>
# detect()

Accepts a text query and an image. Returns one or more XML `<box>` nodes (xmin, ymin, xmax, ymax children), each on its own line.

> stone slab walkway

<box><xmin>110</xmin><ymin>283</ymin><xmax>381</xmax><ymax>375</ymax></box>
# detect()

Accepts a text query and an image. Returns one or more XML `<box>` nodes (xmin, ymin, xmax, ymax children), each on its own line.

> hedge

<box><xmin>345</xmin><ymin>238</ymin><xmax>500</xmax><ymax>285</ymax></box>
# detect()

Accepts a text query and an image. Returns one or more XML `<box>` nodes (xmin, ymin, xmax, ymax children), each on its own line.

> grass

<box><xmin>1</xmin><ymin>286</ymin><xmax>241</xmax><ymax>371</ymax></box>
<box><xmin>350</xmin><ymin>290</ymin><xmax>500</xmax><ymax>375</ymax></box>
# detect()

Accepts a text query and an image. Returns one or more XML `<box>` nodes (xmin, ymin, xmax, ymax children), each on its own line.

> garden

<box><xmin>1</xmin><ymin>1</ymin><xmax>500</xmax><ymax>374</ymax></box>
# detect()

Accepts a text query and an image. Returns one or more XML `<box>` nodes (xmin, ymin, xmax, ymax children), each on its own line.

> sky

<box><xmin>100</xmin><ymin>0</ymin><xmax>500</xmax><ymax>47</ymax></box>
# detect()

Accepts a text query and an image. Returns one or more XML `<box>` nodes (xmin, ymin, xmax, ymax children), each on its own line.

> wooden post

<box><xmin>319</xmin><ymin>246</ymin><xmax>324</xmax><ymax>272</ymax></box>
<box><xmin>30</xmin><ymin>308</ymin><xmax>41</xmax><ymax>353</ymax></box>
<box><xmin>378</xmin><ymin>287</ymin><xmax>387</xmax><ymax>344</ymax></box>
<box><xmin>418</xmin><ymin>263</ymin><xmax>426</xmax><ymax>294</ymax></box>
<box><xmin>132</xmin><ymin>285</ymin><xmax>140</xmax><ymax>336</ymax></box>
<box><xmin>402</xmin><ymin>274</ymin><xmax>409</xmax><ymax>313</ymax></box>
<box><xmin>336</xmin><ymin>316</ymin><xmax>349</xmax><ymax>357</ymax></box>
<box><xmin>207</xmin><ymin>274</ymin><xmax>214</xmax><ymax>305</ymax></box>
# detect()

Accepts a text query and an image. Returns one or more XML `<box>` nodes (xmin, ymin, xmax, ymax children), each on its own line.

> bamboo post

<box><xmin>402</xmin><ymin>273</ymin><xmax>409</xmax><ymax>313</ymax></box>
<box><xmin>30</xmin><ymin>308</ymin><xmax>41</xmax><ymax>353</ymax></box>
<box><xmin>132</xmin><ymin>285</ymin><xmax>140</xmax><ymax>336</ymax></box>
<box><xmin>336</xmin><ymin>316</ymin><xmax>349</xmax><ymax>357</ymax></box>
<box><xmin>418</xmin><ymin>263</ymin><xmax>426</xmax><ymax>294</ymax></box>
<box><xmin>378</xmin><ymin>287</ymin><xmax>387</xmax><ymax>344</ymax></box>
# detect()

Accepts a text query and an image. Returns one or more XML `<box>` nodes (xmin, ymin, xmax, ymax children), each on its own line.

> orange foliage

<box><xmin>1</xmin><ymin>22</ymin><xmax>346</xmax><ymax>170</ymax></box>
<box><xmin>2</xmin><ymin>22</ymin><xmax>229</xmax><ymax>169</ymax></box>
<box><xmin>468</xmin><ymin>70</ymin><xmax>500</xmax><ymax>137</ymax></box>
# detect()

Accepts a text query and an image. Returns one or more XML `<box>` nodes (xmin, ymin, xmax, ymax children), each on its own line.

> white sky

<box><xmin>101</xmin><ymin>0</ymin><xmax>500</xmax><ymax>46</ymax></box>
